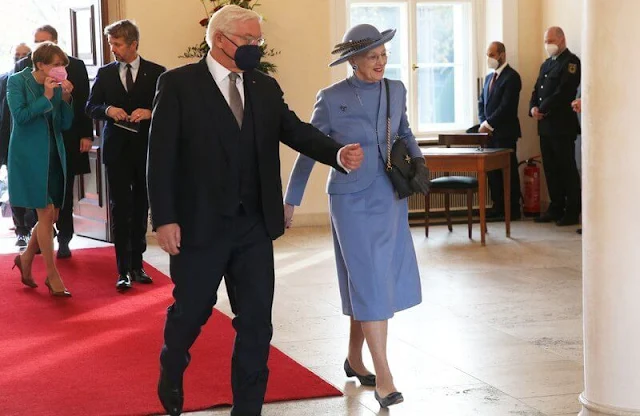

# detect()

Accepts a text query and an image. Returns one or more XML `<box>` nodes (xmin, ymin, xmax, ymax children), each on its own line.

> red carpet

<box><xmin>0</xmin><ymin>247</ymin><xmax>341</xmax><ymax>416</ymax></box>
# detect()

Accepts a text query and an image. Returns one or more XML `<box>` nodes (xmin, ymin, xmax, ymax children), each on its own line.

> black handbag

<box><xmin>382</xmin><ymin>79</ymin><xmax>417</xmax><ymax>199</ymax></box>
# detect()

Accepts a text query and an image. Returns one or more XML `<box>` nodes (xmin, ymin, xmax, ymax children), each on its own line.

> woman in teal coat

<box><xmin>8</xmin><ymin>42</ymin><xmax>74</xmax><ymax>297</ymax></box>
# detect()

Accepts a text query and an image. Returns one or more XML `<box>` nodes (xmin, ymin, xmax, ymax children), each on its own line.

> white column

<box><xmin>580</xmin><ymin>0</ymin><xmax>640</xmax><ymax>415</ymax></box>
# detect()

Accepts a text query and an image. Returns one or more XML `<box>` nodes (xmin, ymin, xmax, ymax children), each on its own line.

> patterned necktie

<box><xmin>125</xmin><ymin>63</ymin><xmax>134</xmax><ymax>93</ymax></box>
<box><xmin>228</xmin><ymin>72</ymin><xmax>243</xmax><ymax>127</ymax></box>
<box><xmin>489</xmin><ymin>71</ymin><xmax>498</xmax><ymax>93</ymax></box>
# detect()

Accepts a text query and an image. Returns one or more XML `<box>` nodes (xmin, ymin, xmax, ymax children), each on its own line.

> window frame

<box><xmin>342</xmin><ymin>0</ymin><xmax>484</xmax><ymax>141</ymax></box>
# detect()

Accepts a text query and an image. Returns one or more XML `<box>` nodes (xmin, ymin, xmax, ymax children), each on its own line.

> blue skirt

<box><xmin>329</xmin><ymin>166</ymin><xmax>422</xmax><ymax>321</ymax></box>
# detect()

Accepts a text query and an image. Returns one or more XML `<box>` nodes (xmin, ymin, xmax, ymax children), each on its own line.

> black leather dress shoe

<box><xmin>57</xmin><ymin>242</ymin><xmax>71</xmax><ymax>259</ymax></box>
<box><xmin>158</xmin><ymin>367</ymin><xmax>183</xmax><ymax>416</ymax></box>
<box><xmin>534</xmin><ymin>211</ymin><xmax>562</xmax><ymax>223</ymax></box>
<box><xmin>556</xmin><ymin>216</ymin><xmax>580</xmax><ymax>226</ymax></box>
<box><xmin>116</xmin><ymin>273</ymin><xmax>132</xmax><ymax>291</ymax></box>
<box><xmin>131</xmin><ymin>268</ymin><xmax>153</xmax><ymax>284</ymax></box>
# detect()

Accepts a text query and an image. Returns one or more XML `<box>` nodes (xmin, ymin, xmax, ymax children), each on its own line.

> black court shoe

<box><xmin>344</xmin><ymin>358</ymin><xmax>376</xmax><ymax>386</ymax></box>
<box><xmin>374</xmin><ymin>390</ymin><xmax>404</xmax><ymax>408</ymax></box>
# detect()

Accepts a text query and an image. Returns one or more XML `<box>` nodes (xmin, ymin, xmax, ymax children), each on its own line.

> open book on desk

<box><xmin>114</xmin><ymin>120</ymin><xmax>140</xmax><ymax>133</ymax></box>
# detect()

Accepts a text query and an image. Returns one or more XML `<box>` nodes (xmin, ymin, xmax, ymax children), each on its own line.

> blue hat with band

<box><xmin>329</xmin><ymin>24</ymin><xmax>396</xmax><ymax>67</ymax></box>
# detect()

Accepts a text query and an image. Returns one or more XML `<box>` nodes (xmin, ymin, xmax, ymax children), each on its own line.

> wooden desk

<box><xmin>421</xmin><ymin>147</ymin><xmax>513</xmax><ymax>245</ymax></box>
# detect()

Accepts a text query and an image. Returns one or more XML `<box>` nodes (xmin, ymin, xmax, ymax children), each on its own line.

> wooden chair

<box><xmin>425</xmin><ymin>133</ymin><xmax>490</xmax><ymax>239</ymax></box>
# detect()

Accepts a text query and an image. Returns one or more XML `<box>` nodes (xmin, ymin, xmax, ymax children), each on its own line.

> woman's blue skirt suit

<box><xmin>285</xmin><ymin>76</ymin><xmax>422</xmax><ymax>321</ymax></box>
<box><xmin>6</xmin><ymin>67</ymin><xmax>71</xmax><ymax>209</ymax></box>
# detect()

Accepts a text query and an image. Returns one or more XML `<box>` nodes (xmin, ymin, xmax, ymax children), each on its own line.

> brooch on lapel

<box><xmin>340</xmin><ymin>105</ymin><xmax>347</xmax><ymax>112</ymax></box>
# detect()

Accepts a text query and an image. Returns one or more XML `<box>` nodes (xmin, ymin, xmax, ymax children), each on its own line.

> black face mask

<box><xmin>222</xmin><ymin>34</ymin><xmax>263</xmax><ymax>71</ymax></box>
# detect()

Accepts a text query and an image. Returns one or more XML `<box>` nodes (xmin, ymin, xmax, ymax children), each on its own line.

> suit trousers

<box><xmin>539</xmin><ymin>134</ymin><xmax>581</xmax><ymax>216</ymax></box>
<box><xmin>160</xmin><ymin>213</ymin><xmax>274</xmax><ymax>416</ymax></box>
<box><xmin>488</xmin><ymin>137</ymin><xmax>521</xmax><ymax>213</ymax></box>
<box><xmin>56</xmin><ymin>172</ymin><xmax>76</xmax><ymax>244</ymax></box>
<box><xmin>106</xmin><ymin>156</ymin><xmax>148</xmax><ymax>274</ymax></box>
<box><xmin>11</xmin><ymin>206</ymin><xmax>36</xmax><ymax>236</ymax></box>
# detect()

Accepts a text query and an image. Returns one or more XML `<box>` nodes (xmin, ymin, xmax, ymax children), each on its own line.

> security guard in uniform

<box><xmin>530</xmin><ymin>26</ymin><xmax>581</xmax><ymax>226</ymax></box>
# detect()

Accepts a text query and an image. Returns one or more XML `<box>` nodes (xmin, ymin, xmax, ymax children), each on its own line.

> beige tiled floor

<box><xmin>0</xmin><ymin>217</ymin><xmax>584</xmax><ymax>415</ymax></box>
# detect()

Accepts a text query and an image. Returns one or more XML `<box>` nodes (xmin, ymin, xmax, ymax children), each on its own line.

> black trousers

<box><xmin>539</xmin><ymin>134</ymin><xmax>581</xmax><ymax>216</ymax></box>
<box><xmin>161</xmin><ymin>214</ymin><xmax>274</xmax><ymax>416</ymax></box>
<box><xmin>11</xmin><ymin>206</ymin><xmax>36</xmax><ymax>236</ymax></box>
<box><xmin>488</xmin><ymin>136</ymin><xmax>521</xmax><ymax>213</ymax></box>
<box><xmin>56</xmin><ymin>171</ymin><xmax>76</xmax><ymax>244</ymax></box>
<box><xmin>106</xmin><ymin>159</ymin><xmax>148</xmax><ymax>275</ymax></box>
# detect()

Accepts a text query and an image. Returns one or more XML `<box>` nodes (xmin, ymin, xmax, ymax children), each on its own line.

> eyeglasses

<box><xmin>364</xmin><ymin>52</ymin><xmax>388</xmax><ymax>63</ymax></box>
<box><xmin>224</xmin><ymin>32</ymin><xmax>265</xmax><ymax>47</ymax></box>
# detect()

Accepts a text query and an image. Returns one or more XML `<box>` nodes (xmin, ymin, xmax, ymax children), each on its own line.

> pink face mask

<box><xmin>49</xmin><ymin>66</ymin><xmax>67</xmax><ymax>83</ymax></box>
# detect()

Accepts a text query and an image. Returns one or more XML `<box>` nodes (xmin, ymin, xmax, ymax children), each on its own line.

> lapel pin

<box><xmin>340</xmin><ymin>105</ymin><xmax>347</xmax><ymax>112</ymax></box>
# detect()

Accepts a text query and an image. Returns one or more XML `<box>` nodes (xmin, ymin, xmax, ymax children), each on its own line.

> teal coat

<box><xmin>6</xmin><ymin>68</ymin><xmax>72</xmax><ymax>208</ymax></box>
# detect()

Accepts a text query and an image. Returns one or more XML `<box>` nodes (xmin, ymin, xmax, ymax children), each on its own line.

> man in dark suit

<box><xmin>478</xmin><ymin>41</ymin><xmax>522</xmax><ymax>220</ymax></box>
<box><xmin>148</xmin><ymin>6</ymin><xmax>363</xmax><ymax>416</ymax></box>
<box><xmin>86</xmin><ymin>20</ymin><xmax>166</xmax><ymax>291</ymax></box>
<box><xmin>530</xmin><ymin>26</ymin><xmax>581</xmax><ymax>226</ymax></box>
<box><xmin>0</xmin><ymin>26</ymin><xmax>93</xmax><ymax>253</ymax></box>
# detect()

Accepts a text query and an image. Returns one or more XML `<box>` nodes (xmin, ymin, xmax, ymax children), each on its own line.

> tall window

<box><xmin>348</xmin><ymin>0</ymin><xmax>477</xmax><ymax>136</ymax></box>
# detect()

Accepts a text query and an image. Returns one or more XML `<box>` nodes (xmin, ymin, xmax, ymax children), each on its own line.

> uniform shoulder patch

<box><xmin>568</xmin><ymin>63</ymin><xmax>577</xmax><ymax>74</ymax></box>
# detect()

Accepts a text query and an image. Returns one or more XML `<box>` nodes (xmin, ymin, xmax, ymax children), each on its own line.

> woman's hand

<box><xmin>44</xmin><ymin>77</ymin><xmax>56</xmax><ymax>100</ymax></box>
<box><xmin>60</xmin><ymin>80</ymin><xmax>74</xmax><ymax>102</ymax></box>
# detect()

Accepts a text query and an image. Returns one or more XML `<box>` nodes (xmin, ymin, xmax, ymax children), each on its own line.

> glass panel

<box><xmin>349</xmin><ymin>5</ymin><xmax>403</xmax><ymax>66</ymax></box>
<box><xmin>416</xmin><ymin>4</ymin><xmax>454</xmax><ymax>64</ymax></box>
<box><xmin>384</xmin><ymin>66</ymin><xmax>402</xmax><ymax>81</ymax></box>
<box><xmin>417</xmin><ymin>66</ymin><xmax>455</xmax><ymax>126</ymax></box>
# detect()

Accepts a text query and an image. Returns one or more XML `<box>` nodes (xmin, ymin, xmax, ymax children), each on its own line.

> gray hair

<box><xmin>205</xmin><ymin>5</ymin><xmax>262</xmax><ymax>48</ymax></box>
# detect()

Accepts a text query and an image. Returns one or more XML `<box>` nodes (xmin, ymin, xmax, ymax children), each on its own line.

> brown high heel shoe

<box><xmin>13</xmin><ymin>255</ymin><xmax>38</xmax><ymax>288</ymax></box>
<box><xmin>44</xmin><ymin>277</ymin><xmax>71</xmax><ymax>297</ymax></box>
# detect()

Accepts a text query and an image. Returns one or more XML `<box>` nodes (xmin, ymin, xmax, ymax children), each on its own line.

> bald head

<box><xmin>486</xmin><ymin>41</ymin><xmax>506</xmax><ymax>68</ymax></box>
<box><xmin>544</xmin><ymin>26</ymin><xmax>567</xmax><ymax>56</ymax></box>
<box><xmin>13</xmin><ymin>43</ymin><xmax>31</xmax><ymax>62</ymax></box>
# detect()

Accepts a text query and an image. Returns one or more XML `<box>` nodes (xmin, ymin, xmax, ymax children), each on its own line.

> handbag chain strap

<box><xmin>384</xmin><ymin>79</ymin><xmax>392</xmax><ymax>172</ymax></box>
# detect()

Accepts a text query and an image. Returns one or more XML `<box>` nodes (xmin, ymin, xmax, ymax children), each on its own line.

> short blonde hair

<box><xmin>32</xmin><ymin>41</ymin><xmax>69</xmax><ymax>68</ymax></box>
<box><xmin>205</xmin><ymin>5</ymin><xmax>262</xmax><ymax>48</ymax></box>
<box><xmin>104</xmin><ymin>19</ymin><xmax>140</xmax><ymax>46</ymax></box>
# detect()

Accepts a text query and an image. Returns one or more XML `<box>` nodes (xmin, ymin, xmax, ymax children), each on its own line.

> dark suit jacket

<box><xmin>478</xmin><ymin>64</ymin><xmax>522</xmax><ymax>142</ymax></box>
<box><xmin>9</xmin><ymin>55</ymin><xmax>94</xmax><ymax>174</ymax></box>
<box><xmin>0</xmin><ymin>72</ymin><xmax>10</xmax><ymax>165</ymax></box>
<box><xmin>529</xmin><ymin>48</ymin><xmax>581</xmax><ymax>136</ymax></box>
<box><xmin>86</xmin><ymin>58</ymin><xmax>166</xmax><ymax>166</ymax></box>
<box><xmin>147</xmin><ymin>59</ymin><xmax>345</xmax><ymax>246</ymax></box>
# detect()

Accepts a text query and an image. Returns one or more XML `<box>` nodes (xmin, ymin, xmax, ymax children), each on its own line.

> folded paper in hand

<box><xmin>114</xmin><ymin>120</ymin><xmax>140</xmax><ymax>133</ymax></box>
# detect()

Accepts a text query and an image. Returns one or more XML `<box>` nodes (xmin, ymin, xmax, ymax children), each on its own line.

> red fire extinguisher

<box><xmin>520</xmin><ymin>156</ymin><xmax>541</xmax><ymax>216</ymax></box>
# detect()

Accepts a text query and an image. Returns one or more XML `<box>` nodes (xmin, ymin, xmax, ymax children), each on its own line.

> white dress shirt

<box><xmin>118</xmin><ymin>55</ymin><xmax>141</xmax><ymax>91</ymax></box>
<box><xmin>206</xmin><ymin>53</ymin><xmax>245</xmax><ymax>108</ymax></box>
<box><xmin>105</xmin><ymin>55</ymin><xmax>142</xmax><ymax>116</ymax></box>
<box><xmin>481</xmin><ymin>61</ymin><xmax>508</xmax><ymax>132</ymax></box>
<box><xmin>205</xmin><ymin>53</ymin><xmax>349</xmax><ymax>172</ymax></box>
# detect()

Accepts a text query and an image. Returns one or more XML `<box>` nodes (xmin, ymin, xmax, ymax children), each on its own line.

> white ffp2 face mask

<box><xmin>487</xmin><ymin>57</ymin><xmax>499</xmax><ymax>70</ymax></box>
<box><xmin>545</xmin><ymin>43</ymin><xmax>559</xmax><ymax>57</ymax></box>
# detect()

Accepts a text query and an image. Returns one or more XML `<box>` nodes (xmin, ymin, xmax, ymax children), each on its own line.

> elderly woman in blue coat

<box><xmin>284</xmin><ymin>24</ymin><xmax>429</xmax><ymax>408</ymax></box>
<box><xmin>8</xmin><ymin>41</ymin><xmax>74</xmax><ymax>297</ymax></box>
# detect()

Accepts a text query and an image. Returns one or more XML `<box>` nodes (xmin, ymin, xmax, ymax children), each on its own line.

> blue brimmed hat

<box><xmin>329</xmin><ymin>24</ymin><xmax>396</xmax><ymax>67</ymax></box>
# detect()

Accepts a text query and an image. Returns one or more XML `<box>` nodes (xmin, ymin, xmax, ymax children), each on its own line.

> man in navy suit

<box><xmin>478</xmin><ymin>41</ymin><xmax>522</xmax><ymax>219</ymax></box>
<box><xmin>86</xmin><ymin>20</ymin><xmax>166</xmax><ymax>291</ymax></box>
<box><xmin>148</xmin><ymin>6</ymin><xmax>363</xmax><ymax>416</ymax></box>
